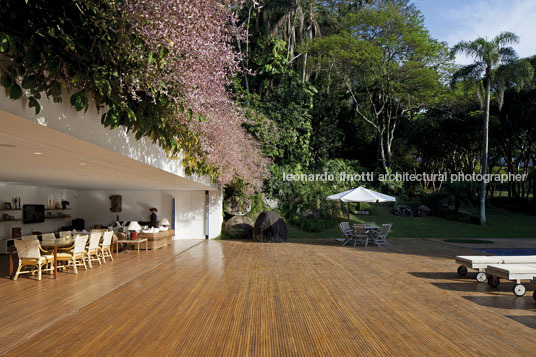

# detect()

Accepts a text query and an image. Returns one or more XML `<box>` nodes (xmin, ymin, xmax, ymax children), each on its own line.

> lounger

<box><xmin>455</xmin><ymin>255</ymin><xmax>536</xmax><ymax>283</ymax></box>
<box><xmin>485</xmin><ymin>264</ymin><xmax>536</xmax><ymax>297</ymax></box>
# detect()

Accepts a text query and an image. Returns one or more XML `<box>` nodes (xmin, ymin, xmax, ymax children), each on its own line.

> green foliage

<box><xmin>308</xmin><ymin>0</ymin><xmax>451</xmax><ymax>170</ymax></box>
<box><xmin>242</xmin><ymin>36</ymin><xmax>316</xmax><ymax>166</ymax></box>
<box><xmin>266</xmin><ymin>159</ymin><xmax>366</xmax><ymax>232</ymax></box>
<box><xmin>0</xmin><ymin>0</ymin><xmax>217</xmax><ymax>180</ymax></box>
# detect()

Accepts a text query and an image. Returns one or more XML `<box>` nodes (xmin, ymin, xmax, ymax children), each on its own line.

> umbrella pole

<box><xmin>347</xmin><ymin>202</ymin><xmax>350</xmax><ymax>222</ymax></box>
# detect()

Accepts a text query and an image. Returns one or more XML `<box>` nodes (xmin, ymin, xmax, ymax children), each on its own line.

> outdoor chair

<box><xmin>338</xmin><ymin>222</ymin><xmax>356</xmax><ymax>246</ymax></box>
<box><xmin>56</xmin><ymin>235</ymin><xmax>89</xmax><ymax>274</ymax></box>
<box><xmin>484</xmin><ymin>263</ymin><xmax>536</xmax><ymax>297</ymax></box>
<box><xmin>100</xmin><ymin>231</ymin><xmax>114</xmax><ymax>263</ymax></box>
<box><xmin>455</xmin><ymin>255</ymin><xmax>536</xmax><ymax>284</ymax></box>
<box><xmin>86</xmin><ymin>232</ymin><xmax>102</xmax><ymax>268</ymax></box>
<box><xmin>12</xmin><ymin>239</ymin><xmax>54</xmax><ymax>281</ymax></box>
<box><xmin>353</xmin><ymin>224</ymin><xmax>369</xmax><ymax>247</ymax></box>
<box><xmin>371</xmin><ymin>224</ymin><xmax>392</xmax><ymax>246</ymax></box>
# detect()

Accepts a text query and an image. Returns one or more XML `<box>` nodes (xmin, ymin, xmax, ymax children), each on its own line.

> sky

<box><xmin>411</xmin><ymin>0</ymin><xmax>536</xmax><ymax>64</ymax></box>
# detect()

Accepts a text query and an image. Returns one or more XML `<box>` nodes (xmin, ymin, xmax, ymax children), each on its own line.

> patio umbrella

<box><xmin>326</xmin><ymin>186</ymin><xmax>396</xmax><ymax>220</ymax></box>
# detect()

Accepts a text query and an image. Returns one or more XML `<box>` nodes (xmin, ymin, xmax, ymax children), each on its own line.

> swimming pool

<box><xmin>475</xmin><ymin>248</ymin><xmax>536</xmax><ymax>256</ymax></box>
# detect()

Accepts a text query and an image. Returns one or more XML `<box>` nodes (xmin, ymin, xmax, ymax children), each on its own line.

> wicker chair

<box><xmin>12</xmin><ymin>239</ymin><xmax>54</xmax><ymax>280</ymax></box>
<box><xmin>59</xmin><ymin>231</ymin><xmax>71</xmax><ymax>238</ymax></box>
<box><xmin>100</xmin><ymin>231</ymin><xmax>114</xmax><ymax>263</ymax></box>
<box><xmin>39</xmin><ymin>233</ymin><xmax>57</xmax><ymax>254</ymax></box>
<box><xmin>21</xmin><ymin>235</ymin><xmax>38</xmax><ymax>240</ymax></box>
<box><xmin>41</xmin><ymin>233</ymin><xmax>56</xmax><ymax>241</ymax></box>
<box><xmin>56</xmin><ymin>235</ymin><xmax>89</xmax><ymax>274</ymax></box>
<box><xmin>86</xmin><ymin>232</ymin><xmax>102</xmax><ymax>268</ymax></box>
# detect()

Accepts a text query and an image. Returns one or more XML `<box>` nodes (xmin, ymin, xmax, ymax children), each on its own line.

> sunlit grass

<box><xmin>287</xmin><ymin>204</ymin><xmax>536</xmax><ymax>239</ymax></box>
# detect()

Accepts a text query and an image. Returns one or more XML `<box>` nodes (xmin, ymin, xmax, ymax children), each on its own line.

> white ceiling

<box><xmin>0</xmin><ymin>111</ymin><xmax>213</xmax><ymax>191</ymax></box>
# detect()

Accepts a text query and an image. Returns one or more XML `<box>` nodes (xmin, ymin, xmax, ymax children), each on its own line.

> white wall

<box><xmin>0</xmin><ymin>183</ymin><xmax>78</xmax><ymax>238</ymax></box>
<box><xmin>77</xmin><ymin>188</ymin><xmax>223</xmax><ymax>239</ymax></box>
<box><xmin>0</xmin><ymin>183</ymin><xmax>223</xmax><ymax>242</ymax></box>
<box><xmin>208</xmin><ymin>190</ymin><xmax>223</xmax><ymax>239</ymax></box>
<box><xmin>77</xmin><ymin>190</ymin><xmax>173</xmax><ymax>229</ymax></box>
<box><xmin>0</xmin><ymin>91</ymin><xmax>218</xmax><ymax>190</ymax></box>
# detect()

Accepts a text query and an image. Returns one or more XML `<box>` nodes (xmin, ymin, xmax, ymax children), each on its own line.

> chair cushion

<box><xmin>56</xmin><ymin>252</ymin><xmax>73</xmax><ymax>259</ymax></box>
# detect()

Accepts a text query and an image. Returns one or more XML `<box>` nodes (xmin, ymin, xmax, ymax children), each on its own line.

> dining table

<box><xmin>352</xmin><ymin>224</ymin><xmax>381</xmax><ymax>246</ymax></box>
<box><xmin>9</xmin><ymin>237</ymin><xmax>76</xmax><ymax>279</ymax></box>
<box><xmin>40</xmin><ymin>238</ymin><xmax>75</xmax><ymax>278</ymax></box>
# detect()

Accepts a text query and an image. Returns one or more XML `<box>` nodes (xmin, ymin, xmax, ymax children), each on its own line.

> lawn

<box><xmin>287</xmin><ymin>204</ymin><xmax>536</xmax><ymax>239</ymax></box>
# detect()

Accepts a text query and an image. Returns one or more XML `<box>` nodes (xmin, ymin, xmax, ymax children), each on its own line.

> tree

<box><xmin>0</xmin><ymin>0</ymin><xmax>268</xmax><ymax>189</ymax></box>
<box><xmin>451</xmin><ymin>31</ymin><xmax>530</xmax><ymax>224</ymax></box>
<box><xmin>309</xmin><ymin>0</ymin><xmax>450</xmax><ymax>171</ymax></box>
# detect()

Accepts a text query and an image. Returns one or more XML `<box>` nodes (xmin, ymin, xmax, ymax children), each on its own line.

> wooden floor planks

<box><xmin>1</xmin><ymin>238</ymin><xmax>536</xmax><ymax>356</ymax></box>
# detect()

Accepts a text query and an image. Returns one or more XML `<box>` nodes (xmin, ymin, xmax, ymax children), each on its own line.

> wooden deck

<box><xmin>1</xmin><ymin>238</ymin><xmax>536</xmax><ymax>356</ymax></box>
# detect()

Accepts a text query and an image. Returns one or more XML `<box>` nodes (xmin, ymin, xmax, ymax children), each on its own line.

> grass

<box><xmin>287</xmin><ymin>204</ymin><xmax>536</xmax><ymax>239</ymax></box>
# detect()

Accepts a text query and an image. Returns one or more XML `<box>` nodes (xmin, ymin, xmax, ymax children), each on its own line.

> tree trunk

<box><xmin>378</xmin><ymin>132</ymin><xmax>388</xmax><ymax>171</ymax></box>
<box><xmin>480</xmin><ymin>76</ymin><xmax>491</xmax><ymax>225</ymax></box>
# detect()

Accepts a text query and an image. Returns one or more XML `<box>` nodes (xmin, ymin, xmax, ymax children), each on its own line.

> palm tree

<box><xmin>451</xmin><ymin>32</ymin><xmax>520</xmax><ymax>225</ymax></box>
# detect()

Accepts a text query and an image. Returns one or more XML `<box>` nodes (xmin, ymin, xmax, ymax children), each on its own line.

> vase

<box><xmin>150</xmin><ymin>212</ymin><xmax>157</xmax><ymax>222</ymax></box>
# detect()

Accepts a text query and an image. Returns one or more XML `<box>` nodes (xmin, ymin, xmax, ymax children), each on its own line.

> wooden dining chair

<box><xmin>100</xmin><ymin>231</ymin><xmax>114</xmax><ymax>263</ymax></box>
<box><xmin>372</xmin><ymin>224</ymin><xmax>392</xmax><ymax>246</ymax></box>
<box><xmin>56</xmin><ymin>235</ymin><xmax>89</xmax><ymax>274</ymax></box>
<box><xmin>353</xmin><ymin>224</ymin><xmax>369</xmax><ymax>247</ymax></box>
<box><xmin>12</xmin><ymin>239</ymin><xmax>54</xmax><ymax>280</ymax></box>
<box><xmin>338</xmin><ymin>222</ymin><xmax>356</xmax><ymax>246</ymax></box>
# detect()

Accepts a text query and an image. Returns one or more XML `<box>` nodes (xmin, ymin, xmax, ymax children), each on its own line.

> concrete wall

<box><xmin>0</xmin><ymin>91</ymin><xmax>217</xmax><ymax>190</ymax></box>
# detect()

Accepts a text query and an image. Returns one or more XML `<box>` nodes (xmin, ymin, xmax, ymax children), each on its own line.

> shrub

<box><xmin>265</xmin><ymin>159</ymin><xmax>367</xmax><ymax>232</ymax></box>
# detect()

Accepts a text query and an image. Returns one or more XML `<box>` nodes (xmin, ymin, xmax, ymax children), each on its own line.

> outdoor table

<box><xmin>353</xmin><ymin>224</ymin><xmax>380</xmax><ymax>231</ymax></box>
<box><xmin>353</xmin><ymin>224</ymin><xmax>381</xmax><ymax>246</ymax></box>
<box><xmin>10</xmin><ymin>238</ymin><xmax>75</xmax><ymax>279</ymax></box>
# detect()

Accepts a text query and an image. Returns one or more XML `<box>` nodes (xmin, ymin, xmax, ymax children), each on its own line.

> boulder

<box><xmin>224</xmin><ymin>196</ymin><xmax>251</xmax><ymax>216</ymax></box>
<box><xmin>393</xmin><ymin>205</ymin><xmax>414</xmax><ymax>217</ymax></box>
<box><xmin>253</xmin><ymin>211</ymin><xmax>288</xmax><ymax>242</ymax></box>
<box><xmin>224</xmin><ymin>216</ymin><xmax>254</xmax><ymax>239</ymax></box>
<box><xmin>416</xmin><ymin>205</ymin><xmax>431</xmax><ymax>217</ymax></box>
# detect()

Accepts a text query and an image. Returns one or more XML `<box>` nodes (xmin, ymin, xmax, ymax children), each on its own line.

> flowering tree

<box><xmin>0</xmin><ymin>0</ymin><xmax>267</xmax><ymax>190</ymax></box>
<box><xmin>123</xmin><ymin>0</ymin><xmax>267</xmax><ymax>189</ymax></box>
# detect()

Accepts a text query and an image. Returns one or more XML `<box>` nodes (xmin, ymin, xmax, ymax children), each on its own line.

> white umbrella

<box><xmin>327</xmin><ymin>186</ymin><xmax>396</xmax><ymax>219</ymax></box>
<box><xmin>327</xmin><ymin>186</ymin><xmax>396</xmax><ymax>203</ymax></box>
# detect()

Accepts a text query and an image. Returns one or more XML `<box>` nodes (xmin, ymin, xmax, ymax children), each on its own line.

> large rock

<box><xmin>224</xmin><ymin>196</ymin><xmax>251</xmax><ymax>216</ymax></box>
<box><xmin>416</xmin><ymin>205</ymin><xmax>431</xmax><ymax>217</ymax></box>
<box><xmin>253</xmin><ymin>211</ymin><xmax>288</xmax><ymax>242</ymax></box>
<box><xmin>224</xmin><ymin>216</ymin><xmax>254</xmax><ymax>239</ymax></box>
